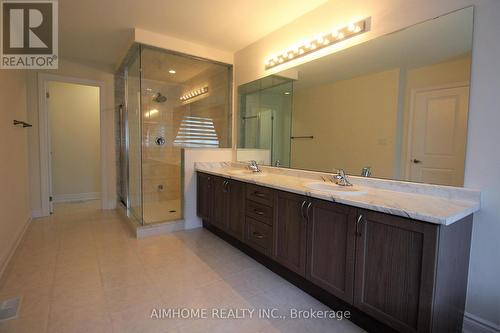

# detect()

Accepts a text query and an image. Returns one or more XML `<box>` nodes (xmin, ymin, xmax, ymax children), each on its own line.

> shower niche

<box><xmin>116</xmin><ymin>45</ymin><xmax>232</xmax><ymax>225</ymax></box>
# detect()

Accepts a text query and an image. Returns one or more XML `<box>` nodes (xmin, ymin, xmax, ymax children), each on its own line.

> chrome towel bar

<box><xmin>13</xmin><ymin>120</ymin><xmax>32</xmax><ymax>128</ymax></box>
<box><xmin>290</xmin><ymin>135</ymin><xmax>313</xmax><ymax>139</ymax></box>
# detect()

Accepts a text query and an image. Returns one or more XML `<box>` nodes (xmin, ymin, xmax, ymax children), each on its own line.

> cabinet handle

<box><xmin>252</xmin><ymin>231</ymin><xmax>265</xmax><ymax>239</ymax></box>
<box><xmin>306</xmin><ymin>202</ymin><xmax>312</xmax><ymax>221</ymax></box>
<box><xmin>253</xmin><ymin>209</ymin><xmax>265</xmax><ymax>216</ymax></box>
<box><xmin>254</xmin><ymin>191</ymin><xmax>266</xmax><ymax>198</ymax></box>
<box><xmin>356</xmin><ymin>214</ymin><xmax>365</xmax><ymax>236</ymax></box>
<box><xmin>222</xmin><ymin>180</ymin><xmax>228</xmax><ymax>193</ymax></box>
<box><xmin>300</xmin><ymin>200</ymin><xmax>306</xmax><ymax>220</ymax></box>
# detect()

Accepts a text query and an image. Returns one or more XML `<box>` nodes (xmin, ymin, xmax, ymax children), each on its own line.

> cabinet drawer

<box><xmin>246</xmin><ymin>184</ymin><xmax>274</xmax><ymax>206</ymax></box>
<box><xmin>244</xmin><ymin>217</ymin><xmax>273</xmax><ymax>256</ymax></box>
<box><xmin>246</xmin><ymin>200</ymin><xmax>273</xmax><ymax>225</ymax></box>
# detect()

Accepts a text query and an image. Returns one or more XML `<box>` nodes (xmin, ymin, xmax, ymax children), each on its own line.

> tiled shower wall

<box><xmin>141</xmin><ymin>79</ymin><xmax>182</xmax><ymax>206</ymax></box>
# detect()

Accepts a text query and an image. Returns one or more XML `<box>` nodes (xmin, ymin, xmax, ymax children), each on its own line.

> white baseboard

<box><xmin>31</xmin><ymin>209</ymin><xmax>44</xmax><ymax>218</ymax></box>
<box><xmin>463</xmin><ymin>312</ymin><xmax>500</xmax><ymax>333</ymax></box>
<box><xmin>53</xmin><ymin>192</ymin><xmax>100</xmax><ymax>203</ymax></box>
<box><xmin>0</xmin><ymin>217</ymin><xmax>31</xmax><ymax>282</ymax></box>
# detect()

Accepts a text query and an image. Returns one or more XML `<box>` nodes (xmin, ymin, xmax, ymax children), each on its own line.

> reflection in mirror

<box><xmin>238</xmin><ymin>76</ymin><xmax>293</xmax><ymax>167</ymax></box>
<box><xmin>237</xmin><ymin>7</ymin><xmax>473</xmax><ymax>187</ymax></box>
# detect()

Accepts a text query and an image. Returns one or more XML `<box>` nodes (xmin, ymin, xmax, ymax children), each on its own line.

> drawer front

<box><xmin>246</xmin><ymin>184</ymin><xmax>274</xmax><ymax>206</ymax></box>
<box><xmin>246</xmin><ymin>200</ymin><xmax>273</xmax><ymax>225</ymax></box>
<box><xmin>244</xmin><ymin>217</ymin><xmax>273</xmax><ymax>256</ymax></box>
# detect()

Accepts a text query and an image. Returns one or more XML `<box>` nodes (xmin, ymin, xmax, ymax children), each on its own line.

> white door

<box><xmin>408</xmin><ymin>85</ymin><xmax>469</xmax><ymax>186</ymax></box>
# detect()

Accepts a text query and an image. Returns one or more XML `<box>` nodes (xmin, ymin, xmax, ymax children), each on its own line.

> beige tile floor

<box><xmin>0</xmin><ymin>200</ymin><xmax>365</xmax><ymax>333</ymax></box>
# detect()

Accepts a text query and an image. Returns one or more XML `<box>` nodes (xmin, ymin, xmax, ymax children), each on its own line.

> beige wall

<box><xmin>291</xmin><ymin>69</ymin><xmax>400</xmax><ymax>177</ymax></box>
<box><xmin>48</xmin><ymin>82</ymin><xmax>100</xmax><ymax>201</ymax></box>
<box><xmin>27</xmin><ymin>58</ymin><xmax>116</xmax><ymax>215</ymax></box>
<box><xmin>233</xmin><ymin>0</ymin><xmax>500</xmax><ymax>328</ymax></box>
<box><xmin>0</xmin><ymin>70</ymin><xmax>30</xmax><ymax>275</ymax></box>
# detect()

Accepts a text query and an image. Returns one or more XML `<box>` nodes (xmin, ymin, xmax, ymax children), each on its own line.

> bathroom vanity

<box><xmin>195</xmin><ymin>163</ymin><xmax>480</xmax><ymax>333</ymax></box>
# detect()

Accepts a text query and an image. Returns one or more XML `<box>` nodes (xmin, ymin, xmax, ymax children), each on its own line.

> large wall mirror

<box><xmin>237</xmin><ymin>7</ymin><xmax>473</xmax><ymax>187</ymax></box>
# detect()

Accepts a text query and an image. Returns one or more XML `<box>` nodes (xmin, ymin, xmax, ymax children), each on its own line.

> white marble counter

<box><xmin>195</xmin><ymin>162</ymin><xmax>481</xmax><ymax>225</ymax></box>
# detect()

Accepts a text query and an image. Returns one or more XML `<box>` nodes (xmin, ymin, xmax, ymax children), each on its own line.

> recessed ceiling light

<box><xmin>168</xmin><ymin>69</ymin><xmax>176</xmax><ymax>74</ymax></box>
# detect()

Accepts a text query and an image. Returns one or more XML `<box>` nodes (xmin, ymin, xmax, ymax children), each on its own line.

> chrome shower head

<box><xmin>153</xmin><ymin>92</ymin><xmax>167</xmax><ymax>103</ymax></box>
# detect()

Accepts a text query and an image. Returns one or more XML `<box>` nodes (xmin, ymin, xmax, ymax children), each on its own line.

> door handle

<box><xmin>356</xmin><ymin>214</ymin><xmax>365</xmax><ymax>237</ymax></box>
<box><xmin>300</xmin><ymin>200</ymin><xmax>306</xmax><ymax>220</ymax></box>
<box><xmin>412</xmin><ymin>159</ymin><xmax>422</xmax><ymax>164</ymax></box>
<box><xmin>254</xmin><ymin>191</ymin><xmax>266</xmax><ymax>198</ymax></box>
<box><xmin>252</xmin><ymin>231</ymin><xmax>265</xmax><ymax>239</ymax></box>
<box><xmin>253</xmin><ymin>209</ymin><xmax>265</xmax><ymax>216</ymax></box>
<box><xmin>305</xmin><ymin>202</ymin><xmax>312</xmax><ymax>222</ymax></box>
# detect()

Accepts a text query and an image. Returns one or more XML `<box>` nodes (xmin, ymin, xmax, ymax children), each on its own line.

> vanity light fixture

<box><xmin>264</xmin><ymin>17</ymin><xmax>370</xmax><ymax>70</ymax></box>
<box><xmin>168</xmin><ymin>69</ymin><xmax>176</xmax><ymax>74</ymax></box>
<box><xmin>180</xmin><ymin>86</ymin><xmax>208</xmax><ymax>102</ymax></box>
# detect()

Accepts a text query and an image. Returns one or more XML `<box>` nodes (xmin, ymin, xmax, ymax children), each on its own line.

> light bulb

<box><xmin>348</xmin><ymin>23</ymin><xmax>355</xmax><ymax>32</ymax></box>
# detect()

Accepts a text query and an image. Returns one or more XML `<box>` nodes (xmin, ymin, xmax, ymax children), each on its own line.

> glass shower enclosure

<box><xmin>116</xmin><ymin>44</ymin><xmax>232</xmax><ymax>225</ymax></box>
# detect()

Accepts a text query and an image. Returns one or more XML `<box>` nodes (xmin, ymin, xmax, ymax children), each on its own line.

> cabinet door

<box><xmin>196</xmin><ymin>173</ymin><xmax>213</xmax><ymax>221</ymax></box>
<box><xmin>354</xmin><ymin>210</ymin><xmax>438</xmax><ymax>333</ymax></box>
<box><xmin>274</xmin><ymin>191</ymin><xmax>308</xmax><ymax>276</ymax></box>
<box><xmin>212</xmin><ymin>176</ymin><xmax>228</xmax><ymax>231</ymax></box>
<box><xmin>226</xmin><ymin>180</ymin><xmax>245</xmax><ymax>241</ymax></box>
<box><xmin>306</xmin><ymin>199</ymin><xmax>356</xmax><ymax>303</ymax></box>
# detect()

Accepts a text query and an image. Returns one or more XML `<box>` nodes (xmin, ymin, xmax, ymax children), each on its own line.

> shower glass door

<box><xmin>119</xmin><ymin>44</ymin><xmax>232</xmax><ymax>226</ymax></box>
<box><xmin>126</xmin><ymin>47</ymin><xmax>143</xmax><ymax>222</ymax></box>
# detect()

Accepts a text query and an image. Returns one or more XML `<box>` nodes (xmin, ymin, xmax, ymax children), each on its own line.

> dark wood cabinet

<box><xmin>204</xmin><ymin>175</ymin><xmax>245</xmax><ymax>240</ymax></box>
<box><xmin>273</xmin><ymin>191</ymin><xmax>308</xmax><ymax>276</ymax></box>
<box><xmin>306</xmin><ymin>198</ymin><xmax>357</xmax><ymax>303</ymax></box>
<box><xmin>211</xmin><ymin>176</ymin><xmax>227</xmax><ymax>230</ymax></box>
<box><xmin>226</xmin><ymin>180</ymin><xmax>245</xmax><ymax>240</ymax></box>
<box><xmin>353</xmin><ymin>209</ymin><xmax>438</xmax><ymax>333</ymax></box>
<box><xmin>196</xmin><ymin>171</ymin><xmax>473</xmax><ymax>333</ymax></box>
<box><xmin>196</xmin><ymin>172</ymin><xmax>213</xmax><ymax>221</ymax></box>
<box><xmin>245</xmin><ymin>217</ymin><xmax>273</xmax><ymax>256</ymax></box>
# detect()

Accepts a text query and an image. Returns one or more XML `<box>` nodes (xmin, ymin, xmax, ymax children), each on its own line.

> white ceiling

<box><xmin>287</xmin><ymin>7</ymin><xmax>473</xmax><ymax>90</ymax></box>
<box><xmin>58</xmin><ymin>0</ymin><xmax>327</xmax><ymax>67</ymax></box>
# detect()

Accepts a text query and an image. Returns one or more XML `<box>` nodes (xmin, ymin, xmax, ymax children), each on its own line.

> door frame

<box><xmin>403</xmin><ymin>81</ymin><xmax>469</xmax><ymax>181</ymax></box>
<box><xmin>38</xmin><ymin>73</ymin><xmax>110</xmax><ymax>216</ymax></box>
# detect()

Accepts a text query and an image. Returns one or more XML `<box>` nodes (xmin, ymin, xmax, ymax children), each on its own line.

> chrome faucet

<box><xmin>361</xmin><ymin>166</ymin><xmax>372</xmax><ymax>177</ymax></box>
<box><xmin>248</xmin><ymin>160</ymin><xmax>261</xmax><ymax>173</ymax></box>
<box><xmin>333</xmin><ymin>169</ymin><xmax>352</xmax><ymax>186</ymax></box>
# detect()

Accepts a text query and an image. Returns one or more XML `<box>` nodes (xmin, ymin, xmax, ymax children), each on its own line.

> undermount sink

<box><xmin>227</xmin><ymin>169</ymin><xmax>266</xmax><ymax>176</ymax></box>
<box><xmin>305</xmin><ymin>182</ymin><xmax>367</xmax><ymax>196</ymax></box>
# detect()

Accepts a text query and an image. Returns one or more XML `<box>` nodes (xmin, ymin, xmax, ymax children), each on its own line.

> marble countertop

<box><xmin>195</xmin><ymin>162</ymin><xmax>481</xmax><ymax>225</ymax></box>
